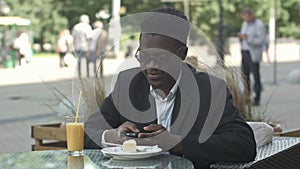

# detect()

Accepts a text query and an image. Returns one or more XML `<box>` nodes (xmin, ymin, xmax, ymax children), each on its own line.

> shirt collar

<box><xmin>150</xmin><ymin>70</ymin><xmax>182</xmax><ymax>100</ymax></box>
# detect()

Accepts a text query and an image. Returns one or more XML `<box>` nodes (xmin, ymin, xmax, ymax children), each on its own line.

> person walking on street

<box><xmin>87</xmin><ymin>21</ymin><xmax>107</xmax><ymax>77</ymax></box>
<box><xmin>13</xmin><ymin>31</ymin><xmax>32</xmax><ymax>66</ymax></box>
<box><xmin>94</xmin><ymin>22</ymin><xmax>108</xmax><ymax>77</ymax></box>
<box><xmin>237</xmin><ymin>7</ymin><xmax>266</xmax><ymax>106</ymax></box>
<box><xmin>263</xmin><ymin>33</ymin><xmax>271</xmax><ymax>63</ymax></box>
<box><xmin>56</xmin><ymin>30</ymin><xmax>68</xmax><ymax>67</ymax></box>
<box><xmin>56</xmin><ymin>30</ymin><xmax>74</xmax><ymax>68</ymax></box>
<box><xmin>72</xmin><ymin>14</ymin><xmax>92</xmax><ymax>77</ymax></box>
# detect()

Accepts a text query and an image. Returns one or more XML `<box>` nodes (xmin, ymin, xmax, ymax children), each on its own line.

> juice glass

<box><xmin>66</xmin><ymin>115</ymin><xmax>84</xmax><ymax>156</ymax></box>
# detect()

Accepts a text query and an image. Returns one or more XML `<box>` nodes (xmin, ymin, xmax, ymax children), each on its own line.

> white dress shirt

<box><xmin>150</xmin><ymin>71</ymin><xmax>181</xmax><ymax>132</ymax></box>
<box><xmin>240</xmin><ymin>19</ymin><xmax>257</xmax><ymax>50</ymax></box>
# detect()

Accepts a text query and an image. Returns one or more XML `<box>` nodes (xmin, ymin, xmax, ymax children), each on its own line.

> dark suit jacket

<box><xmin>84</xmin><ymin>64</ymin><xmax>256</xmax><ymax>168</ymax></box>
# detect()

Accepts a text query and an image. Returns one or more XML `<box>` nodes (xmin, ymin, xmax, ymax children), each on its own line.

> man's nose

<box><xmin>145</xmin><ymin>59</ymin><xmax>159</xmax><ymax>69</ymax></box>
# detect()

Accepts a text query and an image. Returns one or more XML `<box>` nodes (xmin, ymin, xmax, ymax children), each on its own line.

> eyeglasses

<box><xmin>135</xmin><ymin>46</ymin><xmax>185</xmax><ymax>64</ymax></box>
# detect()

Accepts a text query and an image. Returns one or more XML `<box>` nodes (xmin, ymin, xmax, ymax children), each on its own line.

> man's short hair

<box><xmin>241</xmin><ymin>7</ymin><xmax>254</xmax><ymax>16</ymax></box>
<box><xmin>140</xmin><ymin>7</ymin><xmax>190</xmax><ymax>46</ymax></box>
<box><xmin>80</xmin><ymin>14</ymin><xmax>89</xmax><ymax>23</ymax></box>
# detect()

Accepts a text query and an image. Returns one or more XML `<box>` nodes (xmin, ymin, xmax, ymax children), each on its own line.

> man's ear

<box><xmin>180</xmin><ymin>46</ymin><xmax>188</xmax><ymax>60</ymax></box>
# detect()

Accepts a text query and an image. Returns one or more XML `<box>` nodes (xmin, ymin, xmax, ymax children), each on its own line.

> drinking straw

<box><xmin>75</xmin><ymin>91</ymin><xmax>82</xmax><ymax>123</ymax></box>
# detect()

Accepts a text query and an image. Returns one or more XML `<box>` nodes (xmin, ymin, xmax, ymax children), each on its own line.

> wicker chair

<box><xmin>210</xmin><ymin>136</ymin><xmax>300</xmax><ymax>169</ymax></box>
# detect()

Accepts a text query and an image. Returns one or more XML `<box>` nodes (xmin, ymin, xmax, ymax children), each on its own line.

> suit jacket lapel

<box><xmin>129</xmin><ymin>71</ymin><xmax>157</xmax><ymax>130</ymax></box>
<box><xmin>171</xmin><ymin>89</ymin><xmax>181</xmax><ymax>125</ymax></box>
<box><xmin>170</xmin><ymin>66</ymin><xmax>195</xmax><ymax>134</ymax></box>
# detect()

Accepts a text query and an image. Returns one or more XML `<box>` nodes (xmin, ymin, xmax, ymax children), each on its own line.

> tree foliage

<box><xmin>4</xmin><ymin>0</ymin><xmax>300</xmax><ymax>51</ymax></box>
<box><xmin>5</xmin><ymin>0</ymin><xmax>108</xmax><ymax>50</ymax></box>
<box><xmin>6</xmin><ymin>0</ymin><xmax>68</xmax><ymax>48</ymax></box>
<box><xmin>277</xmin><ymin>0</ymin><xmax>300</xmax><ymax>38</ymax></box>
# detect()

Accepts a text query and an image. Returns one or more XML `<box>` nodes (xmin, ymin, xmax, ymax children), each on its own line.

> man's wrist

<box><xmin>169</xmin><ymin>135</ymin><xmax>183</xmax><ymax>156</ymax></box>
<box><xmin>158</xmin><ymin>133</ymin><xmax>183</xmax><ymax>154</ymax></box>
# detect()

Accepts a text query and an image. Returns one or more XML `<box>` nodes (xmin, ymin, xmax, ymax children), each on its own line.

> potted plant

<box><xmin>185</xmin><ymin>56</ymin><xmax>282</xmax><ymax>132</ymax></box>
<box><xmin>31</xmin><ymin>77</ymin><xmax>105</xmax><ymax>151</ymax></box>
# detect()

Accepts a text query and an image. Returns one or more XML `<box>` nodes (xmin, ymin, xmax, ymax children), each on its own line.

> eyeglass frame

<box><xmin>135</xmin><ymin>46</ymin><xmax>186</xmax><ymax>64</ymax></box>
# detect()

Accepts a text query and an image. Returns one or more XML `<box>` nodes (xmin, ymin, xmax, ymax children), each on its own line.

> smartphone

<box><xmin>121</xmin><ymin>132</ymin><xmax>139</xmax><ymax>138</ymax></box>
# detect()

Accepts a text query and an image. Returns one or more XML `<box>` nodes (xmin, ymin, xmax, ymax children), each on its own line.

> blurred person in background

<box><xmin>63</xmin><ymin>29</ymin><xmax>75</xmax><ymax>67</ymax></box>
<box><xmin>13</xmin><ymin>31</ymin><xmax>32</xmax><ymax>66</ymax></box>
<box><xmin>72</xmin><ymin>14</ymin><xmax>92</xmax><ymax>77</ymax></box>
<box><xmin>263</xmin><ymin>33</ymin><xmax>271</xmax><ymax>63</ymax></box>
<box><xmin>56</xmin><ymin>30</ymin><xmax>68</xmax><ymax>67</ymax></box>
<box><xmin>87</xmin><ymin>21</ymin><xmax>107</xmax><ymax>77</ymax></box>
<box><xmin>63</xmin><ymin>29</ymin><xmax>74</xmax><ymax>54</ymax></box>
<box><xmin>56</xmin><ymin>29</ymin><xmax>74</xmax><ymax>68</ymax></box>
<box><xmin>125</xmin><ymin>35</ymin><xmax>136</xmax><ymax>58</ymax></box>
<box><xmin>237</xmin><ymin>7</ymin><xmax>266</xmax><ymax>106</ymax></box>
<box><xmin>94</xmin><ymin>21</ymin><xmax>108</xmax><ymax>77</ymax></box>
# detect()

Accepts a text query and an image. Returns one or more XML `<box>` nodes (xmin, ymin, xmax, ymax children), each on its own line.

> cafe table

<box><xmin>0</xmin><ymin>149</ymin><xmax>194</xmax><ymax>169</ymax></box>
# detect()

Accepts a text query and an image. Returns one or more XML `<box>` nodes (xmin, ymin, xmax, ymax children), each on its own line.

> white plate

<box><xmin>101</xmin><ymin>145</ymin><xmax>162</xmax><ymax>160</ymax></box>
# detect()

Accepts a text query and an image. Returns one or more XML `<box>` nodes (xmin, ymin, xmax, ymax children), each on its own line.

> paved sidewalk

<box><xmin>0</xmin><ymin>56</ymin><xmax>299</xmax><ymax>153</ymax></box>
<box><xmin>258</xmin><ymin>61</ymin><xmax>300</xmax><ymax>130</ymax></box>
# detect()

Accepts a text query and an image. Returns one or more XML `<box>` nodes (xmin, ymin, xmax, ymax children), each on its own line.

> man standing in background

<box><xmin>87</xmin><ymin>21</ymin><xmax>108</xmax><ymax>77</ymax></box>
<box><xmin>72</xmin><ymin>14</ymin><xmax>92</xmax><ymax>77</ymax></box>
<box><xmin>238</xmin><ymin>7</ymin><xmax>266</xmax><ymax>106</ymax></box>
<box><xmin>91</xmin><ymin>21</ymin><xmax>108</xmax><ymax>77</ymax></box>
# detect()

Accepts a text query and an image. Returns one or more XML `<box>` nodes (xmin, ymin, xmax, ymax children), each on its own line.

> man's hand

<box><xmin>237</xmin><ymin>33</ymin><xmax>248</xmax><ymax>40</ymax></box>
<box><xmin>137</xmin><ymin>124</ymin><xmax>183</xmax><ymax>154</ymax></box>
<box><xmin>105</xmin><ymin>123</ymin><xmax>183</xmax><ymax>155</ymax></box>
<box><xmin>117</xmin><ymin>121</ymin><xmax>140</xmax><ymax>136</ymax></box>
<box><xmin>138</xmin><ymin>124</ymin><xmax>166</xmax><ymax>138</ymax></box>
<box><xmin>237</xmin><ymin>32</ymin><xmax>242</xmax><ymax>39</ymax></box>
<box><xmin>241</xmin><ymin>34</ymin><xmax>248</xmax><ymax>40</ymax></box>
<box><xmin>104</xmin><ymin>121</ymin><xmax>139</xmax><ymax>144</ymax></box>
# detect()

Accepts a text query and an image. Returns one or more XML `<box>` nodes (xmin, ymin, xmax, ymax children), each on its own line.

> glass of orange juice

<box><xmin>66</xmin><ymin>115</ymin><xmax>84</xmax><ymax>156</ymax></box>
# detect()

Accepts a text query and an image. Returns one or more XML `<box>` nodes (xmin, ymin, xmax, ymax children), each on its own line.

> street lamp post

<box><xmin>111</xmin><ymin>0</ymin><xmax>121</xmax><ymax>57</ymax></box>
<box><xmin>183</xmin><ymin>0</ymin><xmax>189</xmax><ymax>19</ymax></box>
<box><xmin>218</xmin><ymin>0</ymin><xmax>224</xmax><ymax>65</ymax></box>
<box><xmin>161</xmin><ymin>0</ymin><xmax>224</xmax><ymax>65</ymax></box>
<box><xmin>273</xmin><ymin>0</ymin><xmax>277</xmax><ymax>85</ymax></box>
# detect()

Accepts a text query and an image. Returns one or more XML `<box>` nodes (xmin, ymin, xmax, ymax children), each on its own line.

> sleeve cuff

<box><xmin>101</xmin><ymin>130</ymin><xmax>109</xmax><ymax>148</ymax></box>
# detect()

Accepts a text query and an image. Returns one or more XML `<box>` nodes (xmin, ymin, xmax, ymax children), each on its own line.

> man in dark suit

<box><xmin>85</xmin><ymin>7</ymin><xmax>256</xmax><ymax>168</ymax></box>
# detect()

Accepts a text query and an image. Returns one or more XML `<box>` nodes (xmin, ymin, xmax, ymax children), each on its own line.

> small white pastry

<box><xmin>122</xmin><ymin>139</ymin><xmax>137</xmax><ymax>153</ymax></box>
